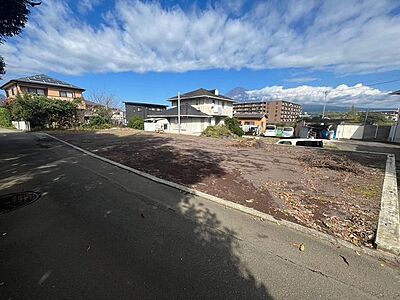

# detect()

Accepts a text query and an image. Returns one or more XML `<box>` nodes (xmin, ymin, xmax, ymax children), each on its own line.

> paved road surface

<box><xmin>1</xmin><ymin>129</ymin><xmax>399</xmax><ymax>299</ymax></box>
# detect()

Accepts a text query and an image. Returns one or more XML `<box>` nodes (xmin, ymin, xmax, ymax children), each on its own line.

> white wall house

<box><xmin>145</xmin><ymin>88</ymin><xmax>234</xmax><ymax>136</ymax></box>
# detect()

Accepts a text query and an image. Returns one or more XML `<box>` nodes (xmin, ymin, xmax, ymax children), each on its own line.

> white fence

<box><xmin>337</xmin><ymin>124</ymin><xmax>399</xmax><ymax>143</ymax></box>
<box><xmin>336</xmin><ymin>124</ymin><xmax>364</xmax><ymax>140</ymax></box>
<box><xmin>388</xmin><ymin>124</ymin><xmax>400</xmax><ymax>143</ymax></box>
<box><xmin>12</xmin><ymin>121</ymin><xmax>31</xmax><ymax>132</ymax></box>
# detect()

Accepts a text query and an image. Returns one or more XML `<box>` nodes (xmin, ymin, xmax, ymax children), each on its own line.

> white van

<box><xmin>264</xmin><ymin>125</ymin><xmax>277</xmax><ymax>137</ymax></box>
<box><xmin>276</xmin><ymin>139</ymin><xmax>323</xmax><ymax>147</ymax></box>
<box><xmin>282</xmin><ymin>127</ymin><xmax>294</xmax><ymax>138</ymax></box>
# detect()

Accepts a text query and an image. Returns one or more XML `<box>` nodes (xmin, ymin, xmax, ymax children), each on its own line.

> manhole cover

<box><xmin>0</xmin><ymin>192</ymin><xmax>41</xmax><ymax>214</ymax></box>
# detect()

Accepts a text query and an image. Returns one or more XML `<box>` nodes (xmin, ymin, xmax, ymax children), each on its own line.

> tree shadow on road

<box><xmin>0</xmin><ymin>131</ymin><xmax>272</xmax><ymax>299</ymax></box>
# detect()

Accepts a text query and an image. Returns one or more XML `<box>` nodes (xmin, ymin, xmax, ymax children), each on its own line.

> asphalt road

<box><xmin>0</xmin><ymin>129</ymin><xmax>399</xmax><ymax>299</ymax></box>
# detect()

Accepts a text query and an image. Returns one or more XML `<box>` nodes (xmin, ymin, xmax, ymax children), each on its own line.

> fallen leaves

<box><xmin>38</xmin><ymin>270</ymin><xmax>53</xmax><ymax>285</ymax></box>
<box><xmin>233</xmin><ymin>139</ymin><xmax>264</xmax><ymax>148</ymax></box>
<box><xmin>340</xmin><ymin>255</ymin><xmax>349</xmax><ymax>266</ymax></box>
<box><xmin>104</xmin><ymin>210</ymin><xmax>112</xmax><ymax>218</ymax></box>
<box><xmin>293</xmin><ymin>243</ymin><xmax>305</xmax><ymax>252</ymax></box>
<box><xmin>264</xmin><ymin>176</ymin><xmax>380</xmax><ymax>248</ymax></box>
<box><xmin>301</xmin><ymin>153</ymin><xmax>365</xmax><ymax>175</ymax></box>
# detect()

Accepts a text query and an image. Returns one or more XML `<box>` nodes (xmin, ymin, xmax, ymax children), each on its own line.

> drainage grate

<box><xmin>0</xmin><ymin>192</ymin><xmax>41</xmax><ymax>214</ymax></box>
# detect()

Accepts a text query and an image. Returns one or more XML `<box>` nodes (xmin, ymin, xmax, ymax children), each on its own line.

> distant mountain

<box><xmin>301</xmin><ymin>104</ymin><xmax>350</xmax><ymax>113</ymax></box>
<box><xmin>226</xmin><ymin>87</ymin><xmax>250</xmax><ymax>102</ymax></box>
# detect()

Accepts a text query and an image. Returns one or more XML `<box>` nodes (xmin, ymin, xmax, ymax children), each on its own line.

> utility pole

<box><xmin>322</xmin><ymin>90</ymin><xmax>329</xmax><ymax>119</ymax></box>
<box><xmin>364</xmin><ymin>109</ymin><xmax>369</xmax><ymax>125</ymax></box>
<box><xmin>177</xmin><ymin>91</ymin><xmax>181</xmax><ymax>134</ymax></box>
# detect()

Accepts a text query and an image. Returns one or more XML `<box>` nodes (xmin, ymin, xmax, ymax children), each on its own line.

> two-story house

<box><xmin>146</xmin><ymin>88</ymin><xmax>234</xmax><ymax>135</ymax></box>
<box><xmin>124</xmin><ymin>101</ymin><xmax>168</xmax><ymax>121</ymax></box>
<box><xmin>1</xmin><ymin>74</ymin><xmax>86</xmax><ymax>109</ymax></box>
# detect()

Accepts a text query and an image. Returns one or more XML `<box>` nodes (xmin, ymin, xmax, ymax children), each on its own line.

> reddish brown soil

<box><xmin>50</xmin><ymin>129</ymin><xmax>386</xmax><ymax>247</ymax></box>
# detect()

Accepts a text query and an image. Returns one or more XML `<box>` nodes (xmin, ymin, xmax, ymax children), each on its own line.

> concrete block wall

<box><xmin>388</xmin><ymin>124</ymin><xmax>400</xmax><ymax>143</ymax></box>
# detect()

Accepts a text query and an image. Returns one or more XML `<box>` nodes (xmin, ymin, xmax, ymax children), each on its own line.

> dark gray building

<box><xmin>124</xmin><ymin>102</ymin><xmax>168</xmax><ymax>121</ymax></box>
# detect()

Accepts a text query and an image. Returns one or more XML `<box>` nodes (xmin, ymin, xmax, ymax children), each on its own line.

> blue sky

<box><xmin>1</xmin><ymin>0</ymin><xmax>400</xmax><ymax>108</ymax></box>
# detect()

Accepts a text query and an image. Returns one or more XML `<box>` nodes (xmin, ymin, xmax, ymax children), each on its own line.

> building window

<box><xmin>5</xmin><ymin>90</ymin><xmax>9</xmax><ymax>97</ymax></box>
<box><xmin>137</xmin><ymin>107</ymin><xmax>142</xmax><ymax>112</ymax></box>
<box><xmin>59</xmin><ymin>91</ymin><xmax>74</xmax><ymax>98</ymax></box>
<box><xmin>27</xmin><ymin>88</ymin><xmax>45</xmax><ymax>96</ymax></box>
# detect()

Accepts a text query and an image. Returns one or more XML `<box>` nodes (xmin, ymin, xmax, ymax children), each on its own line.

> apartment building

<box><xmin>233</xmin><ymin>100</ymin><xmax>302</xmax><ymax>124</ymax></box>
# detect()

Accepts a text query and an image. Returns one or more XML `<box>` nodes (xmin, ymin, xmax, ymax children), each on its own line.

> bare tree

<box><xmin>88</xmin><ymin>90</ymin><xmax>118</xmax><ymax>110</ymax></box>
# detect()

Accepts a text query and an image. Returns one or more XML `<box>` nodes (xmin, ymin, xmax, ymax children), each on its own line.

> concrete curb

<box><xmin>376</xmin><ymin>154</ymin><xmax>400</xmax><ymax>255</ymax></box>
<box><xmin>43</xmin><ymin>132</ymin><xmax>399</xmax><ymax>262</ymax></box>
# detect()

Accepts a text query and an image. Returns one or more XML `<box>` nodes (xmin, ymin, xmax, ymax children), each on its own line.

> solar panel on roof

<box><xmin>16</xmin><ymin>74</ymin><xmax>79</xmax><ymax>89</ymax></box>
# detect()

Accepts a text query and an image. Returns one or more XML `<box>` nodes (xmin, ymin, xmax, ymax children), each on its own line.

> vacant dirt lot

<box><xmin>50</xmin><ymin>129</ymin><xmax>386</xmax><ymax>248</ymax></box>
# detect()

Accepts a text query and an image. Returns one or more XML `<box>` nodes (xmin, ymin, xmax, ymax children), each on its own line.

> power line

<box><xmin>365</xmin><ymin>78</ymin><xmax>400</xmax><ymax>87</ymax></box>
<box><xmin>322</xmin><ymin>77</ymin><xmax>400</xmax><ymax>94</ymax></box>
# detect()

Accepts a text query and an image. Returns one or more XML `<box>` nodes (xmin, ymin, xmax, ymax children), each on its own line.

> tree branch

<box><xmin>26</xmin><ymin>1</ymin><xmax>41</xmax><ymax>7</ymax></box>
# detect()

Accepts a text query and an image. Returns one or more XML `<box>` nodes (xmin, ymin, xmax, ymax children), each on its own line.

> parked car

<box><xmin>264</xmin><ymin>125</ymin><xmax>277</xmax><ymax>137</ymax></box>
<box><xmin>282</xmin><ymin>127</ymin><xmax>294</xmax><ymax>138</ymax></box>
<box><xmin>276</xmin><ymin>138</ymin><xmax>323</xmax><ymax>147</ymax></box>
<box><xmin>276</xmin><ymin>127</ymin><xmax>283</xmax><ymax>137</ymax></box>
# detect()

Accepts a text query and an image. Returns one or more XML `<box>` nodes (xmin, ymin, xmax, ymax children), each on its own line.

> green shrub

<box><xmin>8</xmin><ymin>94</ymin><xmax>77</xmax><ymax>129</ymax></box>
<box><xmin>127</xmin><ymin>117</ymin><xmax>144</xmax><ymax>130</ymax></box>
<box><xmin>0</xmin><ymin>107</ymin><xmax>11</xmax><ymax>127</ymax></box>
<box><xmin>201</xmin><ymin>125</ymin><xmax>232</xmax><ymax>138</ymax></box>
<box><xmin>89</xmin><ymin>115</ymin><xmax>107</xmax><ymax>126</ymax></box>
<box><xmin>224</xmin><ymin>117</ymin><xmax>244</xmax><ymax>136</ymax></box>
<box><xmin>77</xmin><ymin>115</ymin><xmax>112</xmax><ymax>130</ymax></box>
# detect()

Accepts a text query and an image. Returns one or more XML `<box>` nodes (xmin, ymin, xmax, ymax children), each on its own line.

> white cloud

<box><xmin>284</xmin><ymin>77</ymin><xmax>319</xmax><ymax>83</ymax></box>
<box><xmin>242</xmin><ymin>84</ymin><xmax>399</xmax><ymax>108</ymax></box>
<box><xmin>1</xmin><ymin>0</ymin><xmax>400</xmax><ymax>76</ymax></box>
<box><xmin>77</xmin><ymin>0</ymin><xmax>103</xmax><ymax>14</ymax></box>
